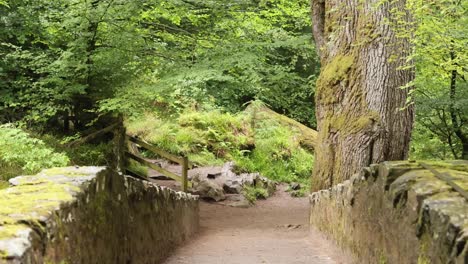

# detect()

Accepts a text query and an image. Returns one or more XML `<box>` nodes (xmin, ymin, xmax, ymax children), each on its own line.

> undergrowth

<box><xmin>41</xmin><ymin>135</ymin><xmax>110</xmax><ymax>166</ymax></box>
<box><xmin>126</xmin><ymin>107</ymin><xmax>314</xmax><ymax>188</ymax></box>
<box><xmin>0</xmin><ymin>125</ymin><xmax>113</xmax><ymax>188</ymax></box>
<box><xmin>0</xmin><ymin>125</ymin><xmax>70</xmax><ymax>183</ymax></box>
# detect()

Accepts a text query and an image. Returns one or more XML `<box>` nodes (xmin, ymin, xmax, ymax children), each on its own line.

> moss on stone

<box><xmin>0</xmin><ymin>224</ymin><xmax>28</xmax><ymax>239</ymax></box>
<box><xmin>42</xmin><ymin>167</ymin><xmax>93</xmax><ymax>177</ymax></box>
<box><xmin>422</xmin><ymin>160</ymin><xmax>468</xmax><ymax>173</ymax></box>
<box><xmin>0</xmin><ymin>167</ymin><xmax>101</xmax><ymax>244</ymax></box>
<box><xmin>417</xmin><ymin>233</ymin><xmax>432</xmax><ymax>264</ymax></box>
<box><xmin>0</xmin><ymin>183</ymin><xmax>77</xmax><ymax>227</ymax></box>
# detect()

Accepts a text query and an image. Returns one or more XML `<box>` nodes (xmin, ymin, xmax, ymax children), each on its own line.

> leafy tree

<box><xmin>407</xmin><ymin>0</ymin><xmax>468</xmax><ymax>159</ymax></box>
<box><xmin>102</xmin><ymin>0</ymin><xmax>320</xmax><ymax>126</ymax></box>
<box><xmin>1</xmin><ymin>0</ymin><xmax>319</xmax><ymax>129</ymax></box>
<box><xmin>0</xmin><ymin>0</ymin><xmax>151</xmax><ymax>130</ymax></box>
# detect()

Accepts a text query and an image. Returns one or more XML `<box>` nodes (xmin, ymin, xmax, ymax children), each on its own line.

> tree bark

<box><xmin>448</xmin><ymin>58</ymin><xmax>468</xmax><ymax>160</ymax></box>
<box><xmin>310</xmin><ymin>0</ymin><xmax>415</xmax><ymax>191</ymax></box>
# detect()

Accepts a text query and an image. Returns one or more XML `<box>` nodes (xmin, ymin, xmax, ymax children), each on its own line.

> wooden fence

<box><xmin>126</xmin><ymin>135</ymin><xmax>191</xmax><ymax>192</ymax></box>
<box><xmin>67</xmin><ymin>121</ymin><xmax>192</xmax><ymax>192</ymax></box>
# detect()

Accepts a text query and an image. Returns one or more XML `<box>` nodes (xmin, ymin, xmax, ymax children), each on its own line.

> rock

<box><xmin>221</xmin><ymin>162</ymin><xmax>237</xmax><ymax>179</ymax></box>
<box><xmin>192</xmin><ymin>176</ymin><xmax>226</xmax><ymax>201</ymax></box>
<box><xmin>189</xmin><ymin>162</ymin><xmax>276</xmax><ymax>199</ymax></box>
<box><xmin>240</xmin><ymin>172</ymin><xmax>259</xmax><ymax>187</ymax></box>
<box><xmin>228</xmin><ymin>199</ymin><xmax>251</xmax><ymax>208</ymax></box>
<box><xmin>290</xmin><ymin>182</ymin><xmax>301</xmax><ymax>191</ymax></box>
<box><xmin>290</xmin><ymin>190</ymin><xmax>304</xmax><ymax>197</ymax></box>
<box><xmin>256</xmin><ymin>176</ymin><xmax>277</xmax><ymax>196</ymax></box>
<box><xmin>309</xmin><ymin>160</ymin><xmax>468</xmax><ymax>264</ymax></box>
<box><xmin>0</xmin><ymin>166</ymin><xmax>199</xmax><ymax>264</ymax></box>
<box><xmin>218</xmin><ymin>194</ymin><xmax>251</xmax><ymax>208</ymax></box>
<box><xmin>223</xmin><ymin>179</ymin><xmax>243</xmax><ymax>194</ymax></box>
<box><xmin>207</xmin><ymin>173</ymin><xmax>221</xmax><ymax>179</ymax></box>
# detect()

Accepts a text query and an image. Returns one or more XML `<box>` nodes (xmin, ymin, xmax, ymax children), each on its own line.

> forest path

<box><xmin>162</xmin><ymin>185</ymin><xmax>351</xmax><ymax>264</ymax></box>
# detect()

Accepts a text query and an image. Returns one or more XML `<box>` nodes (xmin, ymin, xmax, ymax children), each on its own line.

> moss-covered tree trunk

<box><xmin>310</xmin><ymin>0</ymin><xmax>414</xmax><ymax>191</ymax></box>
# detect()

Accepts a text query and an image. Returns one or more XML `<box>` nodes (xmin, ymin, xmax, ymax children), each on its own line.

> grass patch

<box><xmin>243</xmin><ymin>185</ymin><xmax>269</xmax><ymax>203</ymax></box>
<box><xmin>40</xmin><ymin>134</ymin><xmax>111</xmax><ymax>166</ymax></box>
<box><xmin>126</xmin><ymin>160</ymin><xmax>148</xmax><ymax>178</ymax></box>
<box><xmin>233</xmin><ymin>117</ymin><xmax>314</xmax><ymax>187</ymax></box>
<box><xmin>0</xmin><ymin>180</ymin><xmax>9</xmax><ymax>190</ymax></box>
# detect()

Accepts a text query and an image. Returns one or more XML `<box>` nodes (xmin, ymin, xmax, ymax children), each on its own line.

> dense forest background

<box><xmin>0</xmin><ymin>0</ymin><xmax>466</xmax><ymax>190</ymax></box>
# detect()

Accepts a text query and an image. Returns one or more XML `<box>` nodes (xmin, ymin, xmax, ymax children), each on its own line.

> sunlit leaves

<box><xmin>407</xmin><ymin>0</ymin><xmax>468</xmax><ymax>159</ymax></box>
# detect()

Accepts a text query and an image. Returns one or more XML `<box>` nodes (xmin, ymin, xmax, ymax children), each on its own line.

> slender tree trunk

<box><xmin>448</xmin><ymin>54</ymin><xmax>468</xmax><ymax>160</ymax></box>
<box><xmin>310</xmin><ymin>0</ymin><xmax>415</xmax><ymax>191</ymax></box>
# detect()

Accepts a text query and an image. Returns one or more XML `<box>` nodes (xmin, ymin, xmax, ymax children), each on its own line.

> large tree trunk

<box><xmin>310</xmin><ymin>0</ymin><xmax>414</xmax><ymax>191</ymax></box>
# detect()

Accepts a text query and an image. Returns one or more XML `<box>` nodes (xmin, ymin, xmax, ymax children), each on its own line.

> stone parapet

<box><xmin>0</xmin><ymin>166</ymin><xmax>199</xmax><ymax>264</ymax></box>
<box><xmin>309</xmin><ymin>160</ymin><xmax>468</xmax><ymax>264</ymax></box>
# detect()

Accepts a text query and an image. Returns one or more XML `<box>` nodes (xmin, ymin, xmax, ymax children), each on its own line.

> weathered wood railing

<box><xmin>66</xmin><ymin>120</ymin><xmax>192</xmax><ymax>192</ymax></box>
<box><xmin>125</xmin><ymin>135</ymin><xmax>192</xmax><ymax>192</ymax></box>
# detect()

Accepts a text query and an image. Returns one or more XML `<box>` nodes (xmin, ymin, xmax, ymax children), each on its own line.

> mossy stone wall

<box><xmin>309</xmin><ymin>160</ymin><xmax>468</xmax><ymax>264</ymax></box>
<box><xmin>0</xmin><ymin>166</ymin><xmax>199</xmax><ymax>264</ymax></box>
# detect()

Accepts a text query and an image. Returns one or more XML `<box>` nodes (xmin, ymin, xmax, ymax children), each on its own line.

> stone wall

<box><xmin>0</xmin><ymin>166</ymin><xmax>199</xmax><ymax>264</ymax></box>
<box><xmin>309</xmin><ymin>160</ymin><xmax>468</xmax><ymax>264</ymax></box>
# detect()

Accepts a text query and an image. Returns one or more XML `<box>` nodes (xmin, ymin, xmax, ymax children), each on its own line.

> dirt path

<box><xmin>162</xmin><ymin>185</ymin><xmax>352</xmax><ymax>264</ymax></box>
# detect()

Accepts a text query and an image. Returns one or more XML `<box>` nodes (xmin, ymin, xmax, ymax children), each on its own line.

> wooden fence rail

<box><xmin>66</xmin><ymin>121</ymin><xmax>192</xmax><ymax>192</ymax></box>
<box><xmin>126</xmin><ymin>135</ymin><xmax>191</xmax><ymax>192</ymax></box>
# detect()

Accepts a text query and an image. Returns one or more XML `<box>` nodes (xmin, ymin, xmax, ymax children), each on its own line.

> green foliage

<box><xmin>234</xmin><ymin>118</ymin><xmax>314</xmax><ymax>186</ymax></box>
<box><xmin>100</xmin><ymin>0</ymin><xmax>319</xmax><ymax>127</ymax></box>
<box><xmin>127</xmin><ymin>160</ymin><xmax>148</xmax><ymax>178</ymax></box>
<box><xmin>126</xmin><ymin>107</ymin><xmax>314</xmax><ymax>186</ymax></box>
<box><xmin>1</xmin><ymin>0</ymin><xmax>152</xmax><ymax>128</ymax></box>
<box><xmin>405</xmin><ymin>0</ymin><xmax>468</xmax><ymax>159</ymax></box>
<box><xmin>127</xmin><ymin>110</ymin><xmax>252</xmax><ymax>159</ymax></box>
<box><xmin>0</xmin><ymin>180</ymin><xmax>8</xmax><ymax>190</ymax></box>
<box><xmin>39</xmin><ymin>134</ymin><xmax>110</xmax><ymax>166</ymax></box>
<box><xmin>188</xmin><ymin>150</ymin><xmax>225</xmax><ymax>167</ymax></box>
<box><xmin>242</xmin><ymin>185</ymin><xmax>269</xmax><ymax>203</ymax></box>
<box><xmin>0</xmin><ymin>125</ymin><xmax>69</xmax><ymax>180</ymax></box>
<box><xmin>64</xmin><ymin>143</ymin><xmax>110</xmax><ymax>167</ymax></box>
<box><xmin>410</xmin><ymin>120</ymin><xmax>461</xmax><ymax>160</ymax></box>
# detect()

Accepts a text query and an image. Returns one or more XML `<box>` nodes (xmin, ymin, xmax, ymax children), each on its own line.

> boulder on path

<box><xmin>191</xmin><ymin>174</ymin><xmax>226</xmax><ymax>201</ymax></box>
<box><xmin>189</xmin><ymin>162</ymin><xmax>276</xmax><ymax>203</ymax></box>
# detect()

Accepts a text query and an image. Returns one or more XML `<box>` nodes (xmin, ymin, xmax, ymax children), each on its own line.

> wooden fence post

<box><xmin>182</xmin><ymin>156</ymin><xmax>189</xmax><ymax>192</ymax></box>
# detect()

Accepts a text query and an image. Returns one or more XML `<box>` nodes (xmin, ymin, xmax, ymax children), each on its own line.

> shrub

<box><xmin>40</xmin><ymin>134</ymin><xmax>111</xmax><ymax>166</ymax></box>
<box><xmin>233</xmin><ymin>118</ymin><xmax>314</xmax><ymax>186</ymax></box>
<box><xmin>0</xmin><ymin>125</ymin><xmax>69</xmax><ymax>181</ymax></box>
